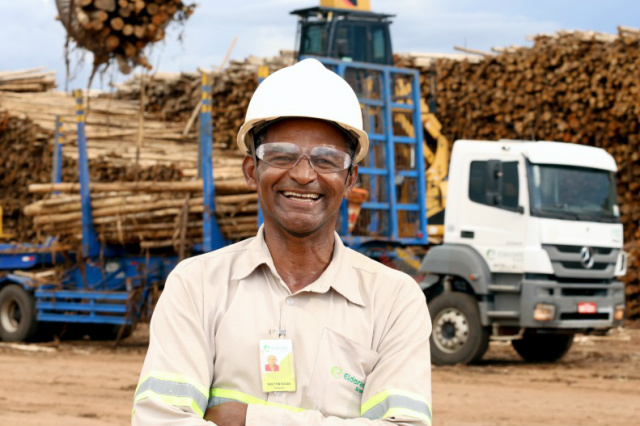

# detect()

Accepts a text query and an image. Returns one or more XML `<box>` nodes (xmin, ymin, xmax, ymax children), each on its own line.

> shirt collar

<box><xmin>230</xmin><ymin>225</ymin><xmax>273</xmax><ymax>281</ymax></box>
<box><xmin>230</xmin><ymin>226</ymin><xmax>365</xmax><ymax>307</ymax></box>
<box><xmin>306</xmin><ymin>233</ymin><xmax>365</xmax><ymax>306</ymax></box>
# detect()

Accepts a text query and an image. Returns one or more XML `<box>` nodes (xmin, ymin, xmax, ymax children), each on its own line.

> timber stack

<box><xmin>0</xmin><ymin>88</ymin><xmax>254</xmax><ymax>249</ymax></box>
<box><xmin>106</xmin><ymin>53</ymin><xmax>295</xmax><ymax>143</ymax></box>
<box><xmin>1</xmin><ymin>53</ymin><xmax>295</xmax><ymax>251</ymax></box>
<box><xmin>55</xmin><ymin>0</ymin><xmax>196</xmax><ymax>74</ymax></box>
<box><xmin>397</xmin><ymin>27</ymin><xmax>640</xmax><ymax>317</ymax></box>
<box><xmin>0</xmin><ymin>68</ymin><xmax>57</xmax><ymax>92</ymax></box>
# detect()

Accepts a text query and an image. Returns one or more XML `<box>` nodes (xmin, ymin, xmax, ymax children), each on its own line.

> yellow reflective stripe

<box><xmin>210</xmin><ymin>388</ymin><xmax>305</xmax><ymax>413</ymax></box>
<box><xmin>133</xmin><ymin>370</ymin><xmax>209</xmax><ymax>419</ymax></box>
<box><xmin>361</xmin><ymin>389</ymin><xmax>432</xmax><ymax>424</ymax></box>
<box><xmin>361</xmin><ymin>389</ymin><xmax>430</xmax><ymax>414</ymax></box>
<box><xmin>134</xmin><ymin>390</ymin><xmax>204</xmax><ymax>417</ymax></box>
<box><xmin>135</xmin><ymin>370</ymin><xmax>208</xmax><ymax>397</ymax></box>
<box><xmin>383</xmin><ymin>407</ymin><xmax>432</xmax><ymax>425</ymax></box>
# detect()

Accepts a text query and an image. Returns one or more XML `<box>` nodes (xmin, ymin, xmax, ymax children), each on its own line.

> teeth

<box><xmin>283</xmin><ymin>191</ymin><xmax>320</xmax><ymax>200</ymax></box>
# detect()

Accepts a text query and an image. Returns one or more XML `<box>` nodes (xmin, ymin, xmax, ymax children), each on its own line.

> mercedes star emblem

<box><xmin>580</xmin><ymin>246</ymin><xmax>595</xmax><ymax>269</ymax></box>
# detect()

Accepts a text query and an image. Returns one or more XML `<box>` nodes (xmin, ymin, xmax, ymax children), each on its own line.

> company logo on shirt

<box><xmin>331</xmin><ymin>366</ymin><xmax>343</xmax><ymax>378</ymax></box>
<box><xmin>330</xmin><ymin>365</ymin><xmax>365</xmax><ymax>394</ymax></box>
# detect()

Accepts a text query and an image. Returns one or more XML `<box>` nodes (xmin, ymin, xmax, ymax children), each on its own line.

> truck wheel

<box><xmin>0</xmin><ymin>285</ymin><xmax>38</xmax><ymax>342</ymax></box>
<box><xmin>512</xmin><ymin>333</ymin><xmax>574</xmax><ymax>363</ymax></box>
<box><xmin>428</xmin><ymin>291</ymin><xmax>489</xmax><ymax>365</ymax></box>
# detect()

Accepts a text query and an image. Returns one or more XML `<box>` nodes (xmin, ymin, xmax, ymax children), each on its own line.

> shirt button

<box><xmin>273</xmin><ymin>391</ymin><xmax>282</xmax><ymax>396</ymax></box>
<box><xmin>286</xmin><ymin>298</ymin><xmax>294</xmax><ymax>306</ymax></box>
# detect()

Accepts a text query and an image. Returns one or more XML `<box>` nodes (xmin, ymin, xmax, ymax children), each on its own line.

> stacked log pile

<box><xmin>56</xmin><ymin>0</ymin><xmax>196</xmax><ymax>74</ymax></box>
<box><xmin>0</xmin><ymin>113</ymin><xmax>47</xmax><ymax>240</ymax></box>
<box><xmin>397</xmin><ymin>27</ymin><xmax>640</xmax><ymax>317</ymax></box>
<box><xmin>107</xmin><ymin>53</ymin><xmax>295</xmax><ymax>144</ymax></box>
<box><xmin>110</xmin><ymin>71</ymin><xmax>200</xmax><ymax>121</ymax></box>
<box><xmin>0</xmin><ymin>68</ymin><xmax>57</xmax><ymax>92</ymax></box>
<box><xmin>0</xmin><ymin>87</ymin><xmax>254</xmax><ymax>248</ymax></box>
<box><xmin>24</xmin><ymin>180</ymin><xmax>257</xmax><ymax>249</ymax></box>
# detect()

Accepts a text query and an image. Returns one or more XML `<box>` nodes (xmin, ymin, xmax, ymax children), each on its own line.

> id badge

<box><xmin>260</xmin><ymin>339</ymin><xmax>296</xmax><ymax>392</ymax></box>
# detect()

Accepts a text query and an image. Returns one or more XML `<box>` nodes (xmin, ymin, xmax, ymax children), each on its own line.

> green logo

<box><xmin>330</xmin><ymin>366</ymin><xmax>364</xmax><ymax>394</ymax></box>
<box><xmin>263</xmin><ymin>345</ymin><xmax>270</xmax><ymax>351</ymax></box>
<box><xmin>331</xmin><ymin>366</ymin><xmax>343</xmax><ymax>378</ymax></box>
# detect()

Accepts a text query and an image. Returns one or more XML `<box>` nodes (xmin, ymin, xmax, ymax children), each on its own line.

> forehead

<box><xmin>264</xmin><ymin>118</ymin><xmax>348</xmax><ymax>150</ymax></box>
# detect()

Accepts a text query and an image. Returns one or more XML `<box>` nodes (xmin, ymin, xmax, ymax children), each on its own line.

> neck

<box><xmin>263</xmin><ymin>223</ymin><xmax>336</xmax><ymax>293</ymax></box>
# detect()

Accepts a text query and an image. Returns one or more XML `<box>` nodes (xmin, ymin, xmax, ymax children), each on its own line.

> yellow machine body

<box><xmin>320</xmin><ymin>0</ymin><xmax>371</xmax><ymax>11</ymax></box>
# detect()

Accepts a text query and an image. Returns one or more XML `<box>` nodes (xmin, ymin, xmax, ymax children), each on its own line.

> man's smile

<box><xmin>280</xmin><ymin>191</ymin><xmax>323</xmax><ymax>203</ymax></box>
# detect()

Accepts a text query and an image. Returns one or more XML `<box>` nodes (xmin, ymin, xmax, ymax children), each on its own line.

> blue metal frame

<box><xmin>52</xmin><ymin>116</ymin><xmax>63</xmax><ymax>188</ymax></box>
<box><xmin>199</xmin><ymin>74</ymin><xmax>226</xmax><ymax>252</ymax></box>
<box><xmin>73</xmin><ymin>90</ymin><xmax>100</xmax><ymax>259</ymax></box>
<box><xmin>34</xmin><ymin>256</ymin><xmax>168</xmax><ymax>325</ymax></box>
<box><xmin>301</xmin><ymin>57</ymin><xmax>428</xmax><ymax>249</ymax></box>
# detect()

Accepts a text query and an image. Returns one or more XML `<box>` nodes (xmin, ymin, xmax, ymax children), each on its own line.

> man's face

<box><xmin>243</xmin><ymin>118</ymin><xmax>357</xmax><ymax>238</ymax></box>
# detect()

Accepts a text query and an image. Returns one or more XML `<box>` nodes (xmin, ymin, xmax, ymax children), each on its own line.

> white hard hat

<box><xmin>237</xmin><ymin>58</ymin><xmax>369</xmax><ymax>163</ymax></box>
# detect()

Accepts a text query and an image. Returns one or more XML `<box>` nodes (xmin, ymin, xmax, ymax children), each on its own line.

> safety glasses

<box><xmin>255</xmin><ymin>142</ymin><xmax>352</xmax><ymax>173</ymax></box>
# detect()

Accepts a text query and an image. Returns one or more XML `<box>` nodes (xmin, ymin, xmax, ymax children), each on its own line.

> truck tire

<box><xmin>0</xmin><ymin>285</ymin><xmax>38</xmax><ymax>342</ymax></box>
<box><xmin>428</xmin><ymin>291</ymin><xmax>489</xmax><ymax>365</ymax></box>
<box><xmin>512</xmin><ymin>333</ymin><xmax>574</xmax><ymax>363</ymax></box>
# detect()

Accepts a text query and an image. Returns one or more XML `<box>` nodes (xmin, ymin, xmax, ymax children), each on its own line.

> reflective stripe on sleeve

<box><xmin>209</xmin><ymin>388</ymin><xmax>305</xmax><ymax>413</ymax></box>
<box><xmin>361</xmin><ymin>389</ymin><xmax>432</xmax><ymax>425</ymax></box>
<box><xmin>134</xmin><ymin>371</ymin><xmax>209</xmax><ymax>417</ymax></box>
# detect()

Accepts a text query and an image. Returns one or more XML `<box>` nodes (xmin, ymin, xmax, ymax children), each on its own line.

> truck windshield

<box><xmin>528</xmin><ymin>163</ymin><xmax>620</xmax><ymax>223</ymax></box>
<box><xmin>300</xmin><ymin>23</ymin><xmax>328</xmax><ymax>57</ymax></box>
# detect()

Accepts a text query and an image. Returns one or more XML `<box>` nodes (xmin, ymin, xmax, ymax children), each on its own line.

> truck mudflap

<box><xmin>518</xmin><ymin>278</ymin><xmax>625</xmax><ymax>329</ymax></box>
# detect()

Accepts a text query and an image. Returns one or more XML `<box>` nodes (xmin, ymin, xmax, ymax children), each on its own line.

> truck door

<box><xmin>458</xmin><ymin>155</ymin><xmax>528</xmax><ymax>273</ymax></box>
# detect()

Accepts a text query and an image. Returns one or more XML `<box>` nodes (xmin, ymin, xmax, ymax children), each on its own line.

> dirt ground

<box><xmin>1</xmin><ymin>322</ymin><xmax>639</xmax><ymax>426</ymax></box>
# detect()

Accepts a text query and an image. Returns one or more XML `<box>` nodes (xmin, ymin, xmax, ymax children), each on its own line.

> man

<box><xmin>132</xmin><ymin>58</ymin><xmax>432</xmax><ymax>426</ymax></box>
<box><xmin>265</xmin><ymin>355</ymin><xmax>279</xmax><ymax>372</ymax></box>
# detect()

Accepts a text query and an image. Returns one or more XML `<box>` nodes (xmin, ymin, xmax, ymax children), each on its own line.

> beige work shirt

<box><xmin>132</xmin><ymin>226</ymin><xmax>432</xmax><ymax>426</ymax></box>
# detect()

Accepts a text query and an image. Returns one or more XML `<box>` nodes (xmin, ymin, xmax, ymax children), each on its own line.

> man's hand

<box><xmin>204</xmin><ymin>401</ymin><xmax>248</xmax><ymax>426</ymax></box>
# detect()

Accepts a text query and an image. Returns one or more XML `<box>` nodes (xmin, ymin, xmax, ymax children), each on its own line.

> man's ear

<box><xmin>343</xmin><ymin>164</ymin><xmax>358</xmax><ymax>197</ymax></box>
<box><xmin>242</xmin><ymin>155</ymin><xmax>258</xmax><ymax>190</ymax></box>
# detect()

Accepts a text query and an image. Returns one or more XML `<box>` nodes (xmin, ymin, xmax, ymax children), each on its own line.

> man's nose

<box><xmin>289</xmin><ymin>155</ymin><xmax>317</xmax><ymax>184</ymax></box>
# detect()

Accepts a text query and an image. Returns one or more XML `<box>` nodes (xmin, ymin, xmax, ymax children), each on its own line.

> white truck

<box><xmin>420</xmin><ymin>140</ymin><xmax>627</xmax><ymax>365</ymax></box>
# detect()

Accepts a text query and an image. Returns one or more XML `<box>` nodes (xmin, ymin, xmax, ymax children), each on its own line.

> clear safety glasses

<box><xmin>255</xmin><ymin>142</ymin><xmax>353</xmax><ymax>174</ymax></box>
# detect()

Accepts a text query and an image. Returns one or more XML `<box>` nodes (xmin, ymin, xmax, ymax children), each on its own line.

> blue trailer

<box><xmin>0</xmin><ymin>76</ymin><xmax>225</xmax><ymax>341</ymax></box>
<box><xmin>0</xmin><ymin>62</ymin><xmax>428</xmax><ymax>342</ymax></box>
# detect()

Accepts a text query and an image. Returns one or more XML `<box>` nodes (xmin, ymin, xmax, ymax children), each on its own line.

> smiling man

<box><xmin>132</xmin><ymin>58</ymin><xmax>432</xmax><ymax>426</ymax></box>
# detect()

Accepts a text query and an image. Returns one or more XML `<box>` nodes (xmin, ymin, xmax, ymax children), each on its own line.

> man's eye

<box><xmin>314</xmin><ymin>156</ymin><xmax>341</xmax><ymax>167</ymax></box>
<box><xmin>268</xmin><ymin>154</ymin><xmax>296</xmax><ymax>163</ymax></box>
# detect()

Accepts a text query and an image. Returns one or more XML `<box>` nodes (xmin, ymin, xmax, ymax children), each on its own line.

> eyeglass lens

<box><xmin>257</xmin><ymin>142</ymin><xmax>351</xmax><ymax>173</ymax></box>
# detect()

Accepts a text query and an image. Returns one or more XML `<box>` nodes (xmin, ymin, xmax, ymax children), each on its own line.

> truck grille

<box><xmin>542</xmin><ymin>244</ymin><xmax>619</xmax><ymax>280</ymax></box>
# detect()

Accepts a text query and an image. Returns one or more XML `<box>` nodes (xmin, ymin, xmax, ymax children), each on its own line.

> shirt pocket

<box><xmin>307</xmin><ymin>327</ymin><xmax>380</xmax><ymax>418</ymax></box>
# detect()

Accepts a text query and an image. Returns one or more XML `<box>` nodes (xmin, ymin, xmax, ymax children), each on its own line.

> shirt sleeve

<box><xmin>245</xmin><ymin>278</ymin><xmax>433</xmax><ymax>426</ymax></box>
<box><xmin>132</xmin><ymin>262</ymin><xmax>216</xmax><ymax>426</ymax></box>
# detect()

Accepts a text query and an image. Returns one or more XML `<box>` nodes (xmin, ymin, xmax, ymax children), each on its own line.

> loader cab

<box><xmin>291</xmin><ymin>7</ymin><xmax>395</xmax><ymax>65</ymax></box>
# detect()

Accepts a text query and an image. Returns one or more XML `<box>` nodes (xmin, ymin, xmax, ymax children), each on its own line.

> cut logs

<box><xmin>0</xmin><ymin>68</ymin><xmax>56</xmax><ymax>92</ymax></box>
<box><xmin>55</xmin><ymin>0</ymin><xmax>196</xmax><ymax>74</ymax></box>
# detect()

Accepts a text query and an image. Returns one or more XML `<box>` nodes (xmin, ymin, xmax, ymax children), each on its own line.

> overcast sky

<box><xmin>2</xmin><ymin>0</ymin><xmax>639</xmax><ymax>90</ymax></box>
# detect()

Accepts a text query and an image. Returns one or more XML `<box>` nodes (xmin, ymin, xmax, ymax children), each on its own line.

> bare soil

<box><xmin>1</xmin><ymin>322</ymin><xmax>639</xmax><ymax>426</ymax></box>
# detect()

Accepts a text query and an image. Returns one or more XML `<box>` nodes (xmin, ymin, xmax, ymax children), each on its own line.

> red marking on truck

<box><xmin>577</xmin><ymin>302</ymin><xmax>597</xmax><ymax>314</ymax></box>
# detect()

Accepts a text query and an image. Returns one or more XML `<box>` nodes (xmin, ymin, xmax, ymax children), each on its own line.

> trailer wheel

<box><xmin>0</xmin><ymin>285</ymin><xmax>38</xmax><ymax>342</ymax></box>
<box><xmin>512</xmin><ymin>333</ymin><xmax>574</xmax><ymax>363</ymax></box>
<box><xmin>428</xmin><ymin>291</ymin><xmax>489</xmax><ymax>365</ymax></box>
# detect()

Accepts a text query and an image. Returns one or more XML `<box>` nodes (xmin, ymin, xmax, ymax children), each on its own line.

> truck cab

<box><xmin>421</xmin><ymin>140</ymin><xmax>627</xmax><ymax>364</ymax></box>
